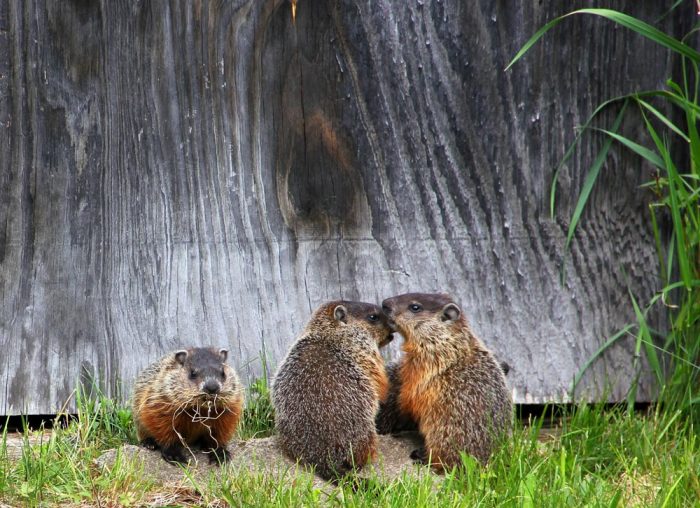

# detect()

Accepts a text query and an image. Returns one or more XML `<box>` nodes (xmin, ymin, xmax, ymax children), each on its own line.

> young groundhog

<box><xmin>376</xmin><ymin>360</ymin><xmax>511</xmax><ymax>435</ymax></box>
<box><xmin>132</xmin><ymin>347</ymin><xmax>244</xmax><ymax>464</ymax></box>
<box><xmin>272</xmin><ymin>301</ymin><xmax>392</xmax><ymax>480</ymax></box>
<box><xmin>382</xmin><ymin>293</ymin><xmax>512</xmax><ymax>470</ymax></box>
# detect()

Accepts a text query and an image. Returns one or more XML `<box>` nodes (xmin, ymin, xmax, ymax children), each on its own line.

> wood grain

<box><xmin>0</xmin><ymin>0</ymin><xmax>689</xmax><ymax>414</ymax></box>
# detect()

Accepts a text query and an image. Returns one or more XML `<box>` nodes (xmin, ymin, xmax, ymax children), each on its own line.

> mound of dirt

<box><xmin>95</xmin><ymin>432</ymin><xmax>432</xmax><ymax>488</ymax></box>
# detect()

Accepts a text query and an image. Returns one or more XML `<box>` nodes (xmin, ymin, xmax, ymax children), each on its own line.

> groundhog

<box><xmin>381</xmin><ymin>293</ymin><xmax>512</xmax><ymax>470</ymax></box>
<box><xmin>376</xmin><ymin>359</ymin><xmax>511</xmax><ymax>435</ymax></box>
<box><xmin>375</xmin><ymin>361</ymin><xmax>418</xmax><ymax>434</ymax></box>
<box><xmin>132</xmin><ymin>347</ymin><xmax>244</xmax><ymax>464</ymax></box>
<box><xmin>272</xmin><ymin>301</ymin><xmax>392</xmax><ymax>480</ymax></box>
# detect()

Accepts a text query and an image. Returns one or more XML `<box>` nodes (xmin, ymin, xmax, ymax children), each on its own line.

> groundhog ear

<box><xmin>174</xmin><ymin>350</ymin><xmax>188</xmax><ymax>364</ymax></box>
<box><xmin>333</xmin><ymin>305</ymin><xmax>348</xmax><ymax>323</ymax></box>
<box><xmin>219</xmin><ymin>349</ymin><xmax>228</xmax><ymax>362</ymax></box>
<box><xmin>441</xmin><ymin>303</ymin><xmax>461</xmax><ymax>322</ymax></box>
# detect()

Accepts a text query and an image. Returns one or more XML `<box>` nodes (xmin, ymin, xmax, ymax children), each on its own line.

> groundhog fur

<box><xmin>132</xmin><ymin>347</ymin><xmax>244</xmax><ymax>464</ymax></box>
<box><xmin>375</xmin><ymin>361</ymin><xmax>418</xmax><ymax>434</ymax></box>
<box><xmin>376</xmin><ymin>360</ymin><xmax>511</xmax><ymax>435</ymax></box>
<box><xmin>382</xmin><ymin>293</ymin><xmax>512</xmax><ymax>470</ymax></box>
<box><xmin>272</xmin><ymin>301</ymin><xmax>392</xmax><ymax>480</ymax></box>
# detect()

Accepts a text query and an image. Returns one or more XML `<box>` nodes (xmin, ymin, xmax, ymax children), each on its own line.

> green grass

<box><xmin>508</xmin><ymin>8</ymin><xmax>700</xmax><ymax>419</ymax></box>
<box><xmin>239</xmin><ymin>362</ymin><xmax>276</xmax><ymax>440</ymax></box>
<box><xmin>1</xmin><ymin>388</ymin><xmax>698</xmax><ymax>507</ymax></box>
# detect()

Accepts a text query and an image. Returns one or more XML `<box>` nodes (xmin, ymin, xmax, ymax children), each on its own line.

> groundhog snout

<box><xmin>202</xmin><ymin>379</ymin><xmax>221</xmax><ymax>395</ymax></box>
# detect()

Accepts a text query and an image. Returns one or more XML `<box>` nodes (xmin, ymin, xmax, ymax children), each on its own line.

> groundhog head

<box><xmin>172</xmin><ymin>347</ymin><xmax>240</xmax><ymax>406</ymax></box>
<box><xmin>381</xmin><ymin>293</ymin><xmax>465</xmax><ymax>353</ymax></box>
<box><xmin>310</xmin><ymin>300</ymin><xmax>394</xmax><ymax>347</ymax></box>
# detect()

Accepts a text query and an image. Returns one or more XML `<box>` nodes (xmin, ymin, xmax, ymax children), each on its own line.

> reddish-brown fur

<box><xmin>383</xmin><ymin>293</ymin><xmax>512</xmax><ymax>471</ymax></box>
<box><xmin>132</xmin><ymin>347</ymin><xmax>244</xmax><ymax>464</ymax></box>
<box><xmin>137</xmin><ymin>398</ymin><xmax>242</xmax><ymax>449</ymax></box>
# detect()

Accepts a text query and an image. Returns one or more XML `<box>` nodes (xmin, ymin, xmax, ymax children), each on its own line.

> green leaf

<box><xmin>661</xmin><ymin>474</ymin><xmax>685</xmax><ymax>508</ymax></box>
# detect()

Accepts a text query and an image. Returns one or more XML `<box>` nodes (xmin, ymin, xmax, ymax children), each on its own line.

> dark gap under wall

<box><xmin>1</xmin><ymin>403</ymin><xmax>653</xmax><ymax>432</ymax></box>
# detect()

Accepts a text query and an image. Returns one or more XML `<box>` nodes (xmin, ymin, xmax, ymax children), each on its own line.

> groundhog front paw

<box><xmin>410</xmin><ymin>447</ymin><xmax>428</xmax><ymax>464</ymax></box>
<box><xmin>140</xmin><ymin>437</ymin><xmax>159</xmax><ymax>451</ymax></box>
<box><xmin>161</xmin><ymin>445</ymin><xmax>188</xmax><ymax>464</ymax></box>
<box><xmin>207</xmin><ymin>447</ymin><xmax>231</xmax><ymax>465</ymax></box>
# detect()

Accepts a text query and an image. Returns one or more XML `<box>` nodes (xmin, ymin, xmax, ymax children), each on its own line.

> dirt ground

<box><xmin>3</xmin><ymin>426</ymin><xmax>561</xmax><ymax>490</ymax></box>
<box><xmin>94</xmin><ymin>432</ymin><xmax>429</xmax><ymax>488</ymax></box>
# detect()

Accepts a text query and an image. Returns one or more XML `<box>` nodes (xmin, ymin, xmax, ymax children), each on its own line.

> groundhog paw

<box><xmin>161</xmin><ymin>446</ymin><xmax>188</xmax><ymax>464</ymax></box>
<box><xmin>208</xmin><ymin>447</ymin><xmax>231</xmax><ymax>465</ymax></box>
<box><xmin>410</xmin><ymin>447</ymin><xmax>428</xmax><ymax>464</ymax></box>
<box><xmin>140</xmin><ymin>437</ymin><xmax>159</xmax><ymax>451</ymax></box>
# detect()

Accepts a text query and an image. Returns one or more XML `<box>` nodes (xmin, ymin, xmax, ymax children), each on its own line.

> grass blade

<box><xmin>571</xmin><ymin>9</ymin><xmax>700</xmax><ymax>62</ymax></box>
<box><xmin>508</xmin><ymin>9</ymin><xmax>700</xmax><ymax>71</ymax></box>
<box><xmin>628</xmin><ymin>287</ymin><xmax>663</xmax><ymax>386</ymax></box>
<box><xmin>505</xmin><ymin>16</ymin><xmax>567</xmax><ymax>70</ymax></box>
<box><xmin>638</xmin><ymin>111</ymin><xmax>693</xmax><ymax>289</ymax></box>
<box><xmin>565</xmin><ymin>101</ymin><xmax>628</xmax><ymax>251</ymax></box>
<box><xmin>660</xmin><ymin>474</ymin><xmax>685</xmax><ymax>508</ymax></box>
<box><xmin>571</xmin><ymin>324</ymin><xmax>634</xmax><ymax>396</ymax></box>
<box><xmin>662</xmin><ymin>144</ymin><xmax>693</xmax><ymax>289</ymax></box>
<box><xmin>550</xmin><ymin>95</ymin><xmax>627</xmax><ymax>218</ymax></box>
<box><xmin>649</xmin><ymin>205</ymin><xmax>669</xmax><ymax>285</ymax></box>
<box><xmin>635</xmin><ymin>97</ymin><xmax>690</xmax><ymax>143</ymax></box>
<box><xmin>596</xmin><ymin>129</ymin><xmax>665</xmax><ymax>169</ymax></box>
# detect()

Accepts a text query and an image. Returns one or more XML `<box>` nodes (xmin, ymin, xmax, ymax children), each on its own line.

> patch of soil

<box><xmin>94</xmin><ymin>432</ymin><xmax>431</xmax><ymax>487</ymax></box>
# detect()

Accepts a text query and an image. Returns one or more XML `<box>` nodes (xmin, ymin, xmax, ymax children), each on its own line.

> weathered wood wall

<box><xmin>0</xmin><ymin>1</ymin><xmax>690</xmax><ymax>414</ymax></box>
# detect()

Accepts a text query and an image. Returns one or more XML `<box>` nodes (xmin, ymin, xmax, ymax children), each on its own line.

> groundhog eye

<box><xmin>368</xmin><ymin>314</ymin><xmax>379</xmax><ymax>322</ymax></box>
<box><xmin>189</xmin><ymin>369</ymin><xmax>197</xmax><ymax>379</ymax></box>
<box><xmin>409</xmin><ymin>304</ymin><xmax>422</xmax><ymax>313</ymax></box>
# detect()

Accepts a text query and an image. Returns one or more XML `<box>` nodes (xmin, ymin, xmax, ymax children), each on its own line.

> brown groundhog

<box><xmin>376</xmin><ymin>360</ymin><xmax>511</xmax><ymax>435</ymax></box>
<box><xmin>382</xmin><ymin>293</ymin><xmax>512</xmax><ymax>470</ymax></box>
<box><xmin>132</xmin><ymin>347</ymin><xmax>244</xmax><ymax>464</ymax></box>
<box><xmin>272</xmin><ymin>301</ymin><xmax>392</xmax><ymax>480</ymax></box>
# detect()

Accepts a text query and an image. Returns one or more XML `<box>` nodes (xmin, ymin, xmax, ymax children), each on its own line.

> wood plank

<box><xmin>0</xmin><ymin>1</ymin><xmax>686</xmax><ymax>414</ymax></box>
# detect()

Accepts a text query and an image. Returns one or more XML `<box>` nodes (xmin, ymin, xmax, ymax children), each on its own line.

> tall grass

<box><xmin>240</xmin><ymin>375</ymin><xmax>276</xmax><ymax>439</ymax></box>
<box><xmin>508</xmin><ymin>8</ymin><xmax>700</xmax><ymax>417</ymax></box>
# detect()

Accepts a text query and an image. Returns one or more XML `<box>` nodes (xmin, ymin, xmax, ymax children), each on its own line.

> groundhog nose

<box><xmin>203</xmin><ymin>380</ymin><xmax>220</xmax><ymax>395</ymax></box>
<box><xmin>382</xmin><ymin>303</ymin><xmax>392</xmax><ymax>315</ymax></box>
